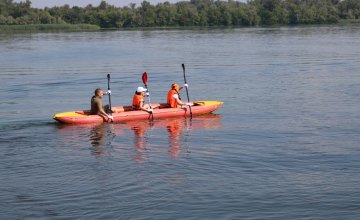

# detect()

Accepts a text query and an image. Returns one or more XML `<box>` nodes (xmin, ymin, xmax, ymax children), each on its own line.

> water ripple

<box><xmin>1</xmin><ymin>26</ymin><xmax>360</xmax><ymax>219</ymax></box>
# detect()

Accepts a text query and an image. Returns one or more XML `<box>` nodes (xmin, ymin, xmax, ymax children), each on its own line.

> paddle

<box><xmin>182</xmin><ymin>64</ymin><xmax>192</xmax><ymax>119</ymax></box>
<box><xmin>107</xmin><ymin>74</ymin><xmax>112</xmax><ymax>114</ymax></box>
<box><xmin>142</xmin><ymin>72</ymin><xmax>153</xmax><ymax>120</ymax></box>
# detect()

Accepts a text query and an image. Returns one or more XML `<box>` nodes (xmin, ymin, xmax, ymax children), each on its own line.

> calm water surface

<box><xmin>1</xmin><ymin>26</ymin><xmax>360</xmax><ymax>219</ymax></box>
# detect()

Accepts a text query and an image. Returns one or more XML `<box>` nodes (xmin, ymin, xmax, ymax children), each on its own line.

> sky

<box><xmin>15</xmin><ymin>0</ymin><xmax>183</xmax><ymax>8</ymax></box>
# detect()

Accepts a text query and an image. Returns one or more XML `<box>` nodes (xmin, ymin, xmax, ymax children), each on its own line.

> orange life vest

<box><xmin>132</xmin><ymin>93</ymin><xmax>143</xmax><ymax>110</ymax></box>
<box><xmin>167</xmin><ymin>89</ymin><xmax>180</xmax><ymax>108</ymax></box>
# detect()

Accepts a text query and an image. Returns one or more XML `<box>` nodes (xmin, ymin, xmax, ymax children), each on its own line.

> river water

<box><xmin>1</xmin><ymin>26</ymin><xmax>360</xmax><ymax>219</ymax></box>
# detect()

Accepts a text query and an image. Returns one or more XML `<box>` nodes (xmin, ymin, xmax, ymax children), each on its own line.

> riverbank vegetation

<box><xmin>0</xmin><ymin>23</ymin><xmax>99</xmax><ymax>30</ymax></box>
<box><xmin>0</xmin><ymin>0</ymin><xmax>359</xmax><ymax>30</ymax></box>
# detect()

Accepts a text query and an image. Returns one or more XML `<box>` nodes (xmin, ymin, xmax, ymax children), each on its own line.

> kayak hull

<box><xmin>53</xmin><ymin>101</ymin><xmax>223</xmax><ymax>124</ymax></box>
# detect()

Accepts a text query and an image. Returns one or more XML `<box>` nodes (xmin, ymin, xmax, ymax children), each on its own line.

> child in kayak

<box><xmin>167</xmin><ymin>83</ymin><xmax>192</xmax><ymax>108</ymax></box>
<box><xmin>132</xmin><ymin>86</ymin><xmax>153</xmax><ymax>113</ymax></box>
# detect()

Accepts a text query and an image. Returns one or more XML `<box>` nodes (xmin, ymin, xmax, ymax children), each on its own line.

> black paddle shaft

<box><xmin>182</xmin><ymin>64</ymin><xmax>192</xmax><ymax>119</ymax></box>
<box><xmin>107</xmin><ymin>74</ymin><xmax>112</xmax><ymax>114</ymax></box>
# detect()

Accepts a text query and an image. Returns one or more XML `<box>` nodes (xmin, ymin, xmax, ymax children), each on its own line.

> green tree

<box><xmin>138</xmin><ymin>1</ymin><xmax>156</xmax><ymax>26</ymax></box>
<box><xmin>11</xmin><ymin>0</ymin><xmax>32</xmax><ymax>18</ymax></box>
<box><xmin>241</xmin><ymin>2</ymin><xmax>261</xmax><ymax>25</ymax></box>
<box><xmin>156</xmin><ymin>2</ymin><xmax>177</xmax><ymax>26</ymax></box>
<box><xmin>121</xmin><ymin>6</ymin><xmax>136</xmax><ymax>27</ymax></box>
<box><xmin>0</xmin><ymin>14</ymin><xmax>7</xmax><ymax>24</ymax></box>
<box><xmin>176</xmin><ymin>2</ymin><xmax>199</xmax><ymax>26</ymax></box>
<box><xmin>38</xmin><ymin>10</ymin><xmax>54</xmax><ymax>24</ymax></box>
<box><xmin>338</xmin><ymin>0</ymin><xmax>360</xmax><ymax>19</ymax></box>
<box><xmin>216</xmin><ymin>1</ymin><xmax>232</xmax><ymax>25</ymax></box>
<box><xmin>0</xmin><ymin>0</ymin><xmax>356</xmax><ymax>28</ymax></box>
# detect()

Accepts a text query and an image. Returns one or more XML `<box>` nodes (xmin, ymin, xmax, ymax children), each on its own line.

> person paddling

<box><xmin>90</xmin><ymin>88</ymin><xmax>113</xmax><ymax>121</ymax></box>
<box><xmin>167</xmin><ymin>83</ymin><xmax>192</xmax><ymax>108</ymax></box>
<box><xmin>132</xmin><ymin>86</ymin><xmax>153</xmax><ymax>113</ymax></box>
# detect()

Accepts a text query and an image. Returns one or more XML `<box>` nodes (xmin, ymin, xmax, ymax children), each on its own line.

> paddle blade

<box><xmin>182</xmin><ymin>63</ymin><xmax>185</xmax><ymax>71</ymax></box>
<box><xmin>142</xmin><ymin>72</ymin><xmax>148</xmax><ymax>86</ymax></box>
<box><xmin>107</xmin><ymin>74</ymin><xmax>110</xmax><ymax>80</ymax></box>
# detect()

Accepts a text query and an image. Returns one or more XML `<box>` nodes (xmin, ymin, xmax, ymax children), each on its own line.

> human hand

<box><xmin>106</xmin><ymin>90</ymin><xmax>111</xmax><ymax>95</ymax></box>
<box><xmin>145</xmin><ymin>92</ymin><xmax>150</xmax><ymax>97</ymax></box>
<box><xmin>108</xmin><ymin>115</ymin><xmax>114</xmax><ymax>120</ymax></box>
<box><xmin>147</xmin><ymin>108</ymin><xmax>153</xmax><ymax>113</ymax></box>
<box><xmin>183</xmin><ymin>83</ymin><xmax>188</xmax><ymax>88</ymax></box>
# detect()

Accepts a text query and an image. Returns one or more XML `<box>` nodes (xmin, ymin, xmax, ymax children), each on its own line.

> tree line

<box><xmin>1</xmin><ymin>0</ymin><xmax>359</xmax><ymax>28</ymax></box>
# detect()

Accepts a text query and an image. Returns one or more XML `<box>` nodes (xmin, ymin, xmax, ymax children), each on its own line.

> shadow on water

<box><xmin>54</xmin><ymin>114</ymin><xmax>222</xmax><ymax>160</ymax></box>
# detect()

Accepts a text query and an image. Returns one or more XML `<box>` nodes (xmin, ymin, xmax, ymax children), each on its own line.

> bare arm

<box><xmin>139</xmin><ymin>100</ymin><xmax>149</xmax><ymax>112</ymax></box>
<box><xmin>175</xmin><ymin>96</ymin><xmax>185</xmax><ymax>106</ymax></box>
<box><xmin>174</xmin><ymin>94</ymin><xmax>192</xmax><ymax>107</ymax></box>
<box><xmin>96</xmin><ymin>99</ymin><xmax>111</xmax><ymax>118</ymax></box>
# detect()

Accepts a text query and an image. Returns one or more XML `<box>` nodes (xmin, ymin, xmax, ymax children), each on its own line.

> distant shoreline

<box><xmin>0</xmin><ymin>24</ymin><xmax>100</xmax><ymax>32</ymax></box>
<box><xmin>1</xmin><ymin>20</ymin><xmax>359</xmax><ymax>32</ymax></box>
<box><xmin>2</xmin><ymin>0</ymin><xmax>360</xmax><ymax>30</ymax></box>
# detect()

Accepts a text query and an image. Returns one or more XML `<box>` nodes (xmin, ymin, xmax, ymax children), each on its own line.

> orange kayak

<box><xmin>53</xmin><ymin>100</ymin><xmax>223</xmax><ymax>124</ymax></box>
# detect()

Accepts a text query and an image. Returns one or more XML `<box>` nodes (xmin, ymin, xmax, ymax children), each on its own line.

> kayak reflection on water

<box><xmin>88</xmin><ymin>124</ymin><xmax>118</xmax><ymax>155</ymax></box>
<box><xmin>89</xmin><ymin>124</ymin><xmax>106</xmax><ymax>147</ymax></box>
<box><xmin>124</xmin><ymin>114</ymin><xmax>222</xmax><ymax>161</ymax></box>
<box><xmin>124</xmin><ymin>118</ymin><xmax>184</xmax><ymax>162</ymax></box>
<box><xmin>55</xmin><ymin>114</ymin><xmax>222</xmax><ymax>159</ymax></box>
<box><xmin>126</xmin><ymin>120</ymin><xmax>152</xmax><ymax>163</ymax></box>
<box><xmin>55</xmin><ymin>123</ymin><xmax>120</xmax><ymax>156</ymax></box>
<box><xmin>166</xmin><ymin>119</ymin><xmax>183</xmax><ymax>159</ymax></box>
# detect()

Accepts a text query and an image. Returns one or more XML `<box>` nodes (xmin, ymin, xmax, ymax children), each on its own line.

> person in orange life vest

<box><xmin>132</xmin><ymin>86</ymin><xmax>153</xmax><ymax>113</ymax></box>
<box><xmin>167</xmin><ymin>83</ymin><xmax>193</xmax><ymax>108</ymax></box>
